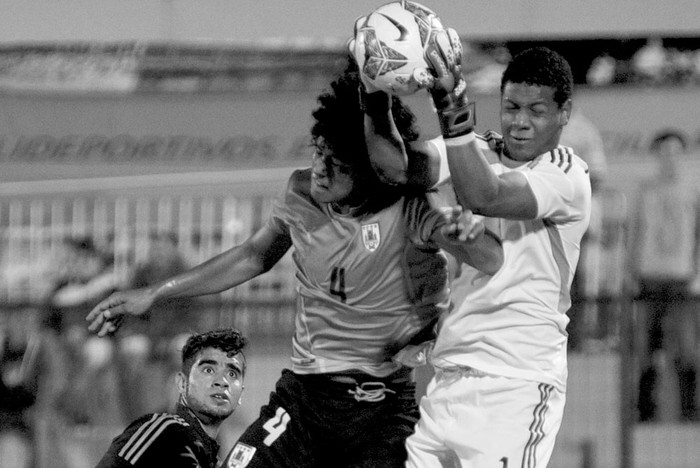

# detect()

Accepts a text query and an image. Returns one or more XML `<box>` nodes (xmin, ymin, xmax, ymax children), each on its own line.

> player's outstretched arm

<box><xmin>434</xmin><ymin>206</ymin><xmax>503</xmax><ymax>275</ymax></box>
<box><xmin>86</xmin><ymin>224</ymin><xmax>292</xmax><ymax>337</ymax></box>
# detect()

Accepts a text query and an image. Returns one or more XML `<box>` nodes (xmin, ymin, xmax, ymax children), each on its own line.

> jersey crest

<box><xmin>227</xmin><ymin>442</ymin><xmax>256</xmax><ymax>467</ymax></box>
<box><xmin>361</xmin><ymin>223</ymin><xmax>381</xmax><ymax>252</ymax></box>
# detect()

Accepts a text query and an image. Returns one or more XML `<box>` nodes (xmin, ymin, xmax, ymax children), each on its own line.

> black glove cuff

<box><xmin>437</xmin><ymin>101</ymin><xmax>476</xmax><ymax>139</ymax></box>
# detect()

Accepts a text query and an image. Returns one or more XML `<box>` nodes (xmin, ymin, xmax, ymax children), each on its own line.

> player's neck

<box><xmin>197</xmin><ymin>417</ymin><xmax>222</xmax><ymax>439</ymax></box>
<box><xmin>180</xmin><ymin>399</ymin><xmax>224</xmax><ymax>439</ymax></box>
<box><xmin>502</xmin><ymin>145</ymin><xmax>554</xmax><ymax>167</ymax></box>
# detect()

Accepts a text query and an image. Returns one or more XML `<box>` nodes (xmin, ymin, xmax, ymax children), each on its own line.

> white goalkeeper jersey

<box><xmin>430</xmin><ymin>138</ymin><xmax>591</xmax><ymax>391</ymax></box>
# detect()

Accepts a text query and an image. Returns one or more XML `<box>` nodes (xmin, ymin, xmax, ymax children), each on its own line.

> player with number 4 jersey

<box><xmin>86</xmin><ymin>56</ymin><xmax>503</xmax><ymax>468</ymax></box>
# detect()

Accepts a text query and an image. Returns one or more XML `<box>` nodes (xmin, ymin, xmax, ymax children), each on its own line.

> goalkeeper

<box><xmin>351</xmin><ymin>28</ymin><xmax>592</xmax><ymax>467</ymax></box>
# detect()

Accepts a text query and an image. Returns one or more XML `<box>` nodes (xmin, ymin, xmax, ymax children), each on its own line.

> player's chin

<box><xmin>310</xmin><ymin>185</ymin><xmax>333</xmax><ymax>203</ymax></box>
<box><xmin>504</xmin><ymin>138</ymin><xmax>534</xmax><ymax>160</ymax></box>
<box><xmin>202</xmin><ymin>401</ymin><xmax>236</xmax><ymax>418</ymax></box>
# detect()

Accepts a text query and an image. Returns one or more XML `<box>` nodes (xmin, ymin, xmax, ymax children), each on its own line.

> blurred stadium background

<box><xmin>1</xmin><ymin>1</ymin><xmax>700</xmax><ymax>467</ymax></box>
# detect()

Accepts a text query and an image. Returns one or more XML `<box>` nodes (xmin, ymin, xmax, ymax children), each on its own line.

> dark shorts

<box><xmin>223</xmin><ymin>368</ymin><xmax>419</xmax><ymax>468</ymax></box>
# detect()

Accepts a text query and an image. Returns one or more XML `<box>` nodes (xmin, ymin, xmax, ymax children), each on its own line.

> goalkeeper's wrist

<box><xmin>437</xmin><ymin>101</ymin><xmax>476</xmax><ymax>139</ymax></box>
<box><xmin>444</xmin><ymin>131</ymin><xmax>476</xmax><ymax>147</ymax></box>
<box><xmin>359</xmin><ymin>86</ymin><xmax>391</xmax><ymax>115</ymax></box>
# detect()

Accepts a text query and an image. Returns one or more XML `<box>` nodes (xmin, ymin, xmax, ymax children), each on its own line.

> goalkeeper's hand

<box><xmin>348</xmin><ymin>15</ymin><xmax>433</xmax><ymax>97</ymax></box>
<box><xmin>424</xmin><ymin>28</ymin><xmax>475</xmax><ymax>138</ymax></box>
<box><xmin>348</xmin><ymin>15</ymin><xmax>394</xmax><ymax>115</ymax></box>
<box><xmin>440</xmin><ymin>205</ymin><xmax>485</xmax><ymax>243</ymax></box>
<box><xmin>348</xmin><ymin>15</ymin><xmax>382</xmax><ymax>94</ymax></box>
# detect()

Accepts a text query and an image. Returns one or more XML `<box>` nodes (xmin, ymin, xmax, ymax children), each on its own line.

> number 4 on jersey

<box><xmin>262</xmin><ymin>407</ymin><xmax>291</xmax><ymax>446</ymax></box>
<box><xmin>330</xmin><ymin>267</ymin><xmax>347</xmax><ymax>302</ymax></box>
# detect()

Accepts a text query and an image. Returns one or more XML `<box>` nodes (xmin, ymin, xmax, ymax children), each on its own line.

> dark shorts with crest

<box><xmin>222</xmin><ymin>367</ymin><xmax>418</xmax><ymax>468</ymax></box>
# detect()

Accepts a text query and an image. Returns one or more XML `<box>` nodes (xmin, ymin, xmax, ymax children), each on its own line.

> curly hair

<box><xmin>500</xmin><ymin>47</ymin><xmax>573</xmax><ymax>107</ymax></box>
<box><xmin>310</xmin><ymin>56</ymin><xmax>421</xmax><ymax>174</ymax></box>
<box><xmin>181</xmin><ymin>328</ymin><xmax>248</xmax><ymax>375</ymax></box>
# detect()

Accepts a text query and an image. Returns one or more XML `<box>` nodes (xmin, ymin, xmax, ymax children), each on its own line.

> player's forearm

<box><xmin>151</xmin><ymin>246</ymin><xmax>266</xmax><ymax>301</ymax></box>
<box><xmin>444</xmin><ymin>135</ymin><xmax>500</xmax><ymax>211</ymax></box>
<box><xmin>365</xmin><ymin>121</ymin><xmax>409</xmax><ymax>184</ymax></box>
<box><xmin>363</xmin><ymin>91</ymin><xmax>409</xmax><ymax>185</ymax></box>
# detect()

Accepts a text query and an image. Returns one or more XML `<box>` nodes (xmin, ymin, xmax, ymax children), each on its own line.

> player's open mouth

<box><xmin>211</xmin><ymin>393</ymin><xmax>229</xmax><ymax>401</ymax></box>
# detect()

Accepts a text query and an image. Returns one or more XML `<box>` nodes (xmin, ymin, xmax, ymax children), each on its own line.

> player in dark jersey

<box><xmin>86</xmin><ymin>56</ymin><xmax>503</xmax><ymax>468</ymax></box>
<box><xmin>95</xmin><ymin>328</ymin><xmax>247</xmax><ymax>468</ymax></box>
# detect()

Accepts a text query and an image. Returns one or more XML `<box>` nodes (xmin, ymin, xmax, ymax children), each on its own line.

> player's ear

<box><xmin>176</xmin><ymin>372</ymin><xmax>187</xmax><ymax>395</ymax></box>
<box><xmin>559</xmin><ymin>100</ymin><xmax>572</xmax><ymax>126</ymax></box>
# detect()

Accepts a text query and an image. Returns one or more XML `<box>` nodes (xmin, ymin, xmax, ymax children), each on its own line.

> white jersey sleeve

<box><xmin>524</xmin><ymin>146</ymin><xmax>591</xmax><ymax>225</ymax></box>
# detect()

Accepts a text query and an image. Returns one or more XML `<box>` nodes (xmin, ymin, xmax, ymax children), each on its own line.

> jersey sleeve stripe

<box><xmin>547</xmin><ymin>148</ymin><xmax>574</xmax><ymax>174</ymax></box>
<box><xmin>118</xmin><ymin>414</ymin><xmax>184</xmax><ymax>462</ymax></box>
<box><xmin>561</xmin><ymin>147</ymin><xmax>573</xmax><ymax>173</ymax></box>
<box><xmin>118</xmin><ymin>414</ymin><xmax>161</xmax><ymax>458</ymax></box>
<box><xmin>128</xmin><ymin>419</ymin><xmax>180</xmax><ymax>463</ymax></box>
<box><xmin>551</xmin><ymin>149</ymin><xmax>565</xmax><ymax>170</ymax></box>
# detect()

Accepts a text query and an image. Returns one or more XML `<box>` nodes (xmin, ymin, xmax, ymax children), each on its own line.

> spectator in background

<box><xmin>464</xmin><ymin>45</ymin><xmax>510</xmax><ymax>94</ymax></box>
<box><xmin>125</xmin><ymin>233</ymin><xmax>196</xmax><ymax>339</ymax></box>
<box><xmin>56</xmin><ymin>334</ymin><xmax>128</xmax><ymax>466</ymax></box>
<box><xmin>21</xmin><ymin>237</ymin><xmax>126</xmax><ymax>468</ymax></box>
<box><xmin>0</xmin><ymin>321</ymin><xmax>37</xmax><ymax>468</ymax></box>
<box><xmin>50</xmin><ymin>237</ymin><xmax>120</xmax><ymax>311</ymax></box>
<box><xmin>631</xmin><ymin>37</ymin><xmax>668</xmax><ymax>85</ymax></box>
<box><xmin>586</xmin><ymin>53</ymin><xmax>617</xmax><ymax>86</ymax></box>
<box><xmin>117</xmin><ymin>233</ymin><xmax>197</xmax><ymax>419</ymax></box>
<box><xmin>630</xmin><ymin>130</ymin><xmax>700</xmax><ymax>422</ymax></box>
<box><xmin>560</xmin><ymin>108</ymin><xmax>607</xmax><ymax>194</ymax></box>
<box><xmin>31</xmin><ymin>311</ymin><xmax>81</xmax><ymax>468</ymax></box>
<box><xmin>692</xmin><ymin>49</ymin><xmax>700</xmax><ymax>84</ymax></box>
<box><xmin>666</xmin><ymin>47</ymin><xmax>696</xmax><ymax>85</ymax></box>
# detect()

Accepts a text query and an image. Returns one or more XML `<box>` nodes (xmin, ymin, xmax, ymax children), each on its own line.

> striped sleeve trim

<box><xmin>521</xmin><ymin>383</ymin><xmax>553</xmax><ymax>468</ymax></box>
<box><xmin>547</xmin><ymin>147</ymin><xmax>574</xmax><ymax>173</ymax></box>
<box><xmin>118</xmin><ymin>414</ymin><xmax>188</xmax><ymax>464</ymax></box>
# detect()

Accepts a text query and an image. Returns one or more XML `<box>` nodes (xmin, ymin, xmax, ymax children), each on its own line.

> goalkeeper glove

<box><xmin>348</xmin><ymin>15</ymin><xmax>433</xmax><ymax>102</ymax></box>
<box><xmin>424</xmin><ymin>28</ymin><xmax>476</xmax><ymax>139</ymax></box>
<box><xmin>348</xmin><ymin>15</ymin><xmax>392</xmax><ymax>115</ymax></box>
<box><xmin>348</xmin><ymin>15</ymin><xmax>383</xmax><ymax>94</ymax></box>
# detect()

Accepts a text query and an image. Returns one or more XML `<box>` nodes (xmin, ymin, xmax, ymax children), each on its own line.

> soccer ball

<box><xmin>356</xmin><ymin>1</ymin><xmax>445</xmax><ymax>96</ymax></box>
